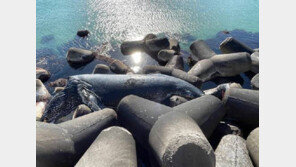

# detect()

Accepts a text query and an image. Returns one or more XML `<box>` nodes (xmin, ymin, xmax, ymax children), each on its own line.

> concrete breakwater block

<box><xmin>190</xmin><ymin>40</ymin><xmax>216</xmax><ymax>62</ymax></box>
<box><xmin>75</xmin><ymin>126</ymin><xmax>137</xmax><ymax>167</ymax></box>
<box><xmin>223</xmin><ymin>88</ymin><xmax>259</xmax><ymax>130</ymax></box>
<box><xmin>219</xmin><ymin>37</ymin><xmax>255</xmax><ymax>54</ymax></box>
<box><xmin>120</xmin><ymin>40</ymin><xmax>145</xmax><ymax>55</ymax></box>
<box><xmin>142</xmin><ymin>65</ymin><xmax>202</xmax><ymax>87</ymax></box>
<box><xmin>109</xmin><ymin>59</ymin><xmax>133</xmax><ymax>74</ymax></box>
<box><xmin>169</xmin><ymin>95</ymin><xmax>188</xmax><ymax>107</ymax></box>
<box><xmin>117</xmin><ymin>95</ymin><xmax>171</xmax><ymax>147</ymax></box>
<box><xmin>251</xmin><ymin>52</ymin><xmax>259</xmax><ymax>73</ymax></box>
<box><xmin>117</xmin><ymin>94</ymin><xmax>225</xmax><ymax>147</ymax></box>
<box><xmin>36</xmin><ymin>108</ymin><xmax>117</xmax><ymax>167</ymax></box>
<box><xmin>149</xmin><ymin>111</ymin><xmax>216</xmax><ymax>167</ymax></box>
<box><xmin>169</xmin><ymin>38</ymin><xmax>180</xmax><ymax>53</ymax></box>
<box><xmin>157</xmin><ymin>49</ymin><xmax>176</xmax><ymax>63</ymax></box>
<box><xmin>204</xmin><ymin>82</ymin><xmax>242</xmax><ymax>99</ymax></box>
<box><xmin>173</xmin><ymin>95</ymin><xmax>226</xmax><ymax>138</ymax></box>
<box><xmin>165</xmin><ymin>55</ymin><xmax>184</xmax><ymax>70</ymax></box>
<box><xmin>215</xmin><ymin>135</ymin><xmax>254</xmax><ymax>167</ymax></box>
<box><xmin>66</xmin><ymin>47</ymin><xmax>95</xmax><ymax>65</ymax></box>
<box><xmin>251</xmin><ymin>73</ymin><xmax>259</xmax><ymax>90</ymax></box>
<box><xmin>247</xmin><ymin>127</ymin><xmax>259</xmax><ymax>167</ymax></box>
<box><xmin>188</xmin><ymin>52</ymin><xmax>252</xmax><ymax>82</ymax></box>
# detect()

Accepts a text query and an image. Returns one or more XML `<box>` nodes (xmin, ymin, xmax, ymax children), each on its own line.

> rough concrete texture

<box><xmin>165</xmin><ymin>55</ymin><xmax>184</xmax><ymax>70</ymax></box>
<box><xmin>223</xmin><ymin>88</ymin><xmax>259</xmax><ymax>130</ymax></box>
<box><xmin>219</xmin><ymin>37</ymin><xmax>254</xmax><ymax>54</ymax></box>
<box><xmin>215</xmin><ymin>135</ymin><xmax>254</xmax><ymax>167</ymax></box>
<box><xmin>251</xmin><ymin>73</ymin><xmax>259</xmax><ymax>90</ymax></box>
<box><xmin>190</xmin><ymin>40</ymin><xmax>216</xmax><ymax>62</ymax></box>
<box><xmin>36</xmin><ymin>108</ymin><xmax>117</xmax><ymax>167</ymax></box>
<box><xmin>149</xmin><ymin>111</ymin><xmax>216</xmax><ymax>167</ymax></box>
<box><xmin>75</xmin><ymin>126</ymin><xmax>137</xmax><ymax>167</ymax></box>
<box><xmin>250</xmin><ymin>52</ymin><xmax>259</xmax><ymax>73</ymax></box>
<box><xmin>247</xmin><ymin>127</ymin><xmax>259</xmax><ymax>167</ymax></box>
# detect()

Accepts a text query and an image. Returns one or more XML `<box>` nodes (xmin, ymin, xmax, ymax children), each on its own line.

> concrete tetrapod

<box><xmin>251</xmin><ymin>73</ymin><xmax>259</xmax><ymax>90</ymax></box>
<box><xmin>204</xmin><ymin>82</ymin><xmax>242</xmax><ymax>99</ymax></box>
<box><xmin>190</xmin><ymin>40</ymin><xmax>216</xmax><ymax>62</ymax></box>
<box><xmin>36</xmin><ymin>108</ymin><xmax>117</xmax><ymax>167</ymax></box>
<box><xmin>149</xmin><ymin>111</ymin><xmax>216</xmax><ymax>167</ymax></box>
<box><xmin>75</xmin><ymin>126</ymin><xmax>137</xmax><ymax>167</ymax></box>
<box><xmin>165</xmin><ymin>55</ymin><xmax>184</xmax><ymax>70</ymax></box>
<box><xmin>223</xmin><ymin>88</ymin><xmax>259</xmax><ymax>130</ymax></box>
<box><xmin>219</xmin><ymin>37</ymin><xmax>255</xmax><ymax>54</ymax></box>
<box><xmin>188</xmin><ymin>52</ymin><xmax>252</xmax><ymax>82</ymax></box>
<box><xmin>246</xmin><ymin>127</ymin><xmax>259</xmax><ymax>167</ymax></box>
<box><xmin>215</xmin><ymin>135</ymin><xmax>254</xmax><ymax>167</ymax></box>
<box><xmin>250</xmin><ymin>52</ymin><xmax>259</xmax><ymax>73</ymax></box>
<box><xmin>117</xmin><ymin>94</ymin><xmax>225</xmax><ymax>147</ymax></box>
<box><xmin>142</xmin><ymin>65</ymin><xmax>202</xmax><ymax>87</ymax></box>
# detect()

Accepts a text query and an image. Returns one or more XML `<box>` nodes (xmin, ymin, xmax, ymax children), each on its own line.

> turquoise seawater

<box><xmin>36</xmin><ymin>0</ymin><xmax>259</xmax><ymax>87</ymax></box>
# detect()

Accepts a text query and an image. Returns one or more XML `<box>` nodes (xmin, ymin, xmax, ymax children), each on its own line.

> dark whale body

<box><xmin>42</xmin><ymin>74</ymin><xmax>204</xmax><ymax>123</ymax></box>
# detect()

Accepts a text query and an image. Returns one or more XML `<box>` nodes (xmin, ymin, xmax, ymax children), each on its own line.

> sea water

<box><xmin>36</xmin><ymin>0</ymin><xmax>259</xmax><ymax>88</ymax></box>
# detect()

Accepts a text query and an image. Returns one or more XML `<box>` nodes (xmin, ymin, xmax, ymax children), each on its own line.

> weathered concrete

<box><xmin>219</xmin><ymin>37</ymin><xmax>254</xmax><ymax>54</ymax></box>
<box><xmin>251</xmin><ymin>73</ymin><xmax>259</xmax><ymax>90</ymax></box>
<box><xmin>246</xmin><ymin>127</ymin><xmax>259</xmax><ymax>167</ymax></box>
<box><xmin>188</xmin><ymin>52</ymin><xmax>252</xmax><ymax>82</ymax></box>
<box><xmin>117</xmin><ymin>95</ymin><xmax>171</xmax><ymax>147</ymax></box>
<box><xmin>120</xmin><ymin>40</ymin><xmax>145</xmax><ymax>55</ymax></box>
<box><xmin>173</xmin><ymin>95</ymin><xmax>226</xmax><ymax>138</ymax></box>
<box><xmin>36</xmin><ymin>67</ymin><xmax>51</xmax><ymax>82</ymax></box>
<box><xmin>215</xmin><ymin>135</ymin><xmax>254</xmax><ymax>167</ymax></box>
<box><xmin>169</xmin><ymin>38</ymin><xmax>180</xmax><ymax>53</ymax></box>
<box><xmin>157</xmin><ymin>49</ymin><xmax>176</xmax><ymax>63</ymax></box>
<box><xmin>165</xmin><ymin>55</ymin><xmax>184</xmax><ymax>70</ymax></box>
<box><xmin>75</xmin><ymin>126</ymin><xmax>137</xmax><ymax>167</ymax></box>
<box><xmin>149</xmin><ymin>111</ymin><xmax>216</xmax><ymax>167</ymax></box>
<box><xmin>190</xmin><ymin>40</ymin><xmax>216</xmax><ymax>62</ymax></box>
<box><xmin>223</xmin><ymin>88</ymin><xmax>259</xmax><ymax>130</ymax></box>
<box><xmin>204</xmin><ymin>82</ymin><xmax>242</xmax><ymax>99</ymax></box>
<box><xmin>250</xmin><ymin>52</ymin><xmax>259</xmax><ymax>73</ymax></box>
<box><xmin>109</xmin><ymin>60</ymin><xmax>133</xmax><ymax>74</ymax></box>
<box><xmin>72</xmin><ymin>104</ymin><xmax>92</xmax><ymax>119</ymax></box>
<box><xmin>36</xmin><ymin>108</ymin><xmax>117</xmax><ymax>167</ymax></box>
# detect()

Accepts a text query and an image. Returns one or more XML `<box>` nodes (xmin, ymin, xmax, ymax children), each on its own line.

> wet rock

<box><xmin>36</xmin><ymin>108</ymin><xmax>117</xmax><ymax>167</ymax></box>
<box><xmin>36</xmin><ymin>67</ymin><xmax>51</xmax><ymax>82</ymax></box>
<box><xmin>165</xmin><ymin>55</ymin><xmax>184</xmax><ymax>70</ymax></box>
<box><xmin>215</xmin><ymin>135</ymin><xmax>254</xmax><ymax>167</ymax></box>
<box><xmin>92</xmin><ymin>64</ymin><xmax>111</xmax><ymax>74</ymax></box>
<box><xmin>77</xmin><ymin>30</ymin><xmax>90</xmax><ymax>38</ymax></box>
<box><xmin>36</xmin><ymin>79</ymin><xmax>51</xmax><ymax>102</ymax></box>
<box><xmin>246</xmin><ymin>127</ymin><xmax>259</xmax><ymax>167</ymax></box>
<box><xmin>219</xmin><ymin>37</ymin><xmax>254</xmax><ymax>54</ymax></box>
<box><xmin>75</xmin><ymin>126</ymin><xmax>137</xmax><ymax>167</ymax></box>
<box><xmin>142</xmin><ymin>66</ymin><xmax>202</xmax><ymax>87</ymax></box>
<box><xmin>223</xmin><ymin>88</ymin><xmax>259</xmax><ymax>131</ymax></box>
<box><xmin>72</xmin><ymin>104</ymin><xmax>92</xmax><ymax>119</ymax></box>
<box><xmin>190</xmin><ymin>40</ymin><xmax>216</xmax><ymax>62</ymax></box>
<box><xmin>49</xmin><ymin>78</ymin><xmax>68</xmax><ymax>87</ymax></box>
<box><xmin>188</xmin><ymin>52</ymin><xmax>252</xmax><ymax>82</ymax></box>
<box><xmin>66</xmin><ymin>47</ymin><xmax>95</xmax><ymax>65</ymax></box>
<box><xmin>169</xmin><ymin>95</ymin><xmax>188</xmax><ymax>107</ymax></box>
<box><xmin>149</xmin><ymin>111</ymin><xmax>216</xmax><ymax>167</ymax></box>
<box><xmin>157</xmin><ymin>49</ymin><xmax>176</xmax><ymax>63</ymax></box>
<box><xmin>250</xmin><ymin>52</ymin><xmax>259</xmax><ymax>73</ymax></box>
<box><xmin>169</xmin><ymin>38</ymin><xmax>180</xmax><ymax>53</ymax></box>
<box><xmin>251</xmin><ymin>73</ymin><xmax>259</xmax><ymax>90</ymax></box>
<box><xmin>53</xmin><ymin>87</ymin><xmax>65</xmax><ymax>94</ymax></box>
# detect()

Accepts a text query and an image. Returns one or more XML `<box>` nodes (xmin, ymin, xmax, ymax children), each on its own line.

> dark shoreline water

<box><xmin>36</xmin><ymin>29</ymin><xmax>259</xmax><ymax>92</ymax></box>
